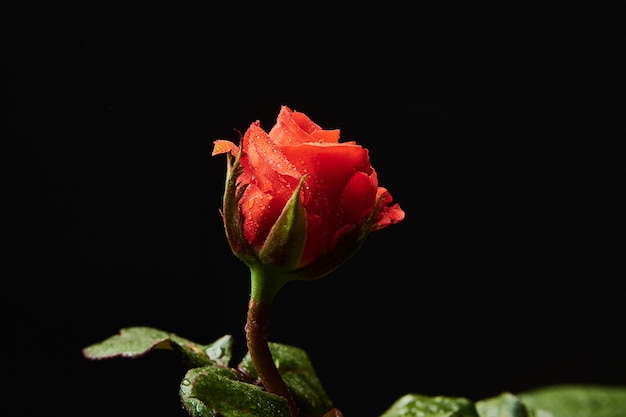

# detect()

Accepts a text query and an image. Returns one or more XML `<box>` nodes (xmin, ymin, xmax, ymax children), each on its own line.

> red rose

<box><xmin>213</xmin><ymin>105</ymin><xmax>404</xmax><ymax>279</ymax></box>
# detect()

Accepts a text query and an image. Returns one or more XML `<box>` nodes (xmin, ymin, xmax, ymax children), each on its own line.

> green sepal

<box><xmin>222</xmin><ymin>144</ymin><xmax>257</xmax><ymax>264</ymax></box>
<box><xmin>238</xmin><ymin>342</ymin><xmax>335</xmax><ymax>417</ymax></box>
<box><xmin>258</xmin><ymin>174</ymin><xmax>308</xmax><ymax>271</ymax></box>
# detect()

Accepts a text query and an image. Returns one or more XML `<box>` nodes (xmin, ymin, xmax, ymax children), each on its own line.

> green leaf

<box><xmin>82</xmin><ymin>326</ymin><xmax>233</xmax><ymax>368</ymax></box>
<box><xmin>203</xmin><ymin>334</ymin><xmax>234</xmax><ymax>367</ymax></box>
<box><xmin>518</xmin><ymin>384</ymin><xmax>626</xmax><ymax>417</ymax></box>
<box><xmin>179</xmin><ymin>366</ymin><xmax>291</xmax><ymax>417</ymax></box>
<box><xmin>84</xmin><ymin>329</ymin><xmax>626</xmax><ymax>417</ymax></box>
<box><xmin>238</xmin><ymin>342</ymin><xmax>335</xmax><ymax>417</ymax></box>
<box><xmin>380</xmin><ymin>394</ymin><xmax>479</xmax><ymax>417</ymax></box>
<box><xmin>475</xmin><ymin>392</ymin><xmax>529</xmax><ymax>417</ymax></box>
<box><xmin>83</xmin><ymin>330</ymin><xmax>335</xmax><ymax>416</ymax></box>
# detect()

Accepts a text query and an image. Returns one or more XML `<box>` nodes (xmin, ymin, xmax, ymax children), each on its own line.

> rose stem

<box><xmin>245</xmin><ymin>267</ymin><xmax>299</xmax><ymax>417</ymax></box>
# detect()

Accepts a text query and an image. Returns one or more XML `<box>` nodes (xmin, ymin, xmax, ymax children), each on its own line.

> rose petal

<box><xmin>293</xmin><ymin>109</ymin><xmax>324</xmax><ymax>134</ymax></box>
<box><xmin>310</xmin><ymin>129</ymin><xmax>341</xmax><ymax>143</ymax></box>
<box><xmin>244</xmin><ymin>122</ymin><xmax>301</xmax><ymax>192</ymax></box>
<box><xmin>240</xmin><ymin>185</ymin><xmax>286</xmax><ymax>248</ymax></box>
<box><xmin>372</xmin><ymin>188</ymin><xmax>406</xmax><ymax>230</ymax></box>
<box><xmin>269</xmin><ymin>106</ymin><xmax>341</xmax><ymax>146</ymax></box>
<box><xmin>341</xmin><ymin>171</ymin><xmax>377</xmax><ymax>223</ymax></box>
<box><xmin>280</xmin><ymin>142</ymin><xmax>374</xmax><ymax>266</ymax></box>
<box><xmin>268</xmin><ymin>106</ymin><xmax>311</xmax><ymax>145</ymax></box>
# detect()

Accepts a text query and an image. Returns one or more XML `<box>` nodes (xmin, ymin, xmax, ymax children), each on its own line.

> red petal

<box><xmin>240</xmin><ymin>185</ymin><xmax>286</xmax><ymax>248</ymax></box>
<box><xmin>294</xmin><ymin>109</ymin><xmax>341</xmax><ymax>142</ymax></box>
<box><xmin>372</xmin><ymin>188</ymin><xmax>406</xmax><ymax>230</ymax></box>
<box><xmin>239</xmin><ymin>122</ymin><xmax>302</xmax><ymax>249</ymax></box>
<box><xmin>293</xmin><ymin>109</ymin><xmax>323</xmax><ymax>134</ymax></box>
<box><xmin>268</xmin><ymin>106</ymin><xmax>310</xmax><ymax>145</ymax></box>
<box><xmin>269</xmin><ymin>106</ymin><xmax>341</xmax><ymax>145</ymax></box>
<box><xmin>244</xmin><ymin>122</ymin><xmax>301</xmax><ymax>192</ymax></box>
<box><xmin>341</xmin><ymin>171</ymin><xmax>377</xmax><ymax>223</ymax></box>
<box><xmin>281</xmin><ymin>142</ymin><xmax>374</xmax><ymax>266</ymax></box>
<box><xmin>310</xmin><ymin>129</ymin><xmax>341</xmax><ymax>143</ymax></box>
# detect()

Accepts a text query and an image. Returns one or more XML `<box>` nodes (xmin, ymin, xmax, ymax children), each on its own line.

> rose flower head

<box><xmin>213</xmin><ymin>105</ymin><xmax>404</xmax><ymax>281</ymax></box>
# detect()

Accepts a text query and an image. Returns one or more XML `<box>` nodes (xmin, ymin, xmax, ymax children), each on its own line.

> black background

<box><xmin>5</xmin><ymin>3</ymin><xmax>625</xmax><ymax>416</ymax></box>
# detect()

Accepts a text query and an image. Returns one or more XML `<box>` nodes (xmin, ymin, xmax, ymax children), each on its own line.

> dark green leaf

<box><xmin>475</xmin><ymin>392</ymin><xmax>529</xmax><ymax>417</ymax></box>
<box><xmin>180</xmin><ymin>366</ymin><xmax>291</xmax><ymax>417</ymax></box>
<box><xmin>203</xmin><ymin>334</ymin><xmax>234</xmax><ymax>367</ymax></box>
<box><xmin>239</xmin><ymin>342</ymin><xmax>335</xmax><ymax>417</ymax></box>
<box><xmin>380</xmin><ymin>394</ymin><xmax>479</xmax><ymax>417</ymax></box>
<box><xmin>82</xmin><ymin>327</ymin><xmax>233</xmax><ymax>368</ymax></box>
<box><xmin>518</xmin><ymin>384</ymin><xmax>626</xmax><ymax>417</ymax></box>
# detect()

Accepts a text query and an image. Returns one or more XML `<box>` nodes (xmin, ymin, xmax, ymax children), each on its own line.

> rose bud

<box><xmin>212</xmin><ymin>105</ymin><xmax>405</xmax><ymax>281</ymax></box>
